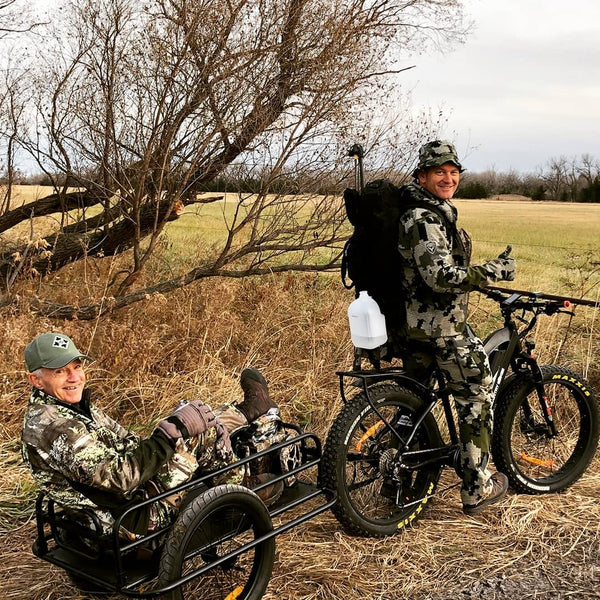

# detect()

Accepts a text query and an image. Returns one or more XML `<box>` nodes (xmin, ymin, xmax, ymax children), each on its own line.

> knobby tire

<box><xmin>320</xmin><ymin>383</ymin><xmax>443</xmax><ymax>537</ymax></box>
<box><xmin>492</xmin><ymin>365</ymin><xmax>599</xmax><ymax>494</ymax></box>
<box><xmin>157</xmin><ymin>484</ymin><xmax>275</xmax><ymax>600</ymax></box>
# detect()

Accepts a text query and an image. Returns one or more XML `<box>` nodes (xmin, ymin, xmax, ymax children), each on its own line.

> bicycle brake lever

<box><xmin>544</xmin><ymin>300</ymin><xmax>575</xmax><ymax>317</ymax></box>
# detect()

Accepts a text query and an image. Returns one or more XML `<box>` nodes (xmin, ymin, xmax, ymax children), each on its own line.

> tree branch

<box><xmin>24</xmin><ymin>257</ymin><xmax>343</xmax><ymax>320</ymax></box>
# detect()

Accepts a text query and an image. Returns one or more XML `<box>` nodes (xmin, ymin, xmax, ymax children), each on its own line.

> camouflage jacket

<box><xmin>21</xmin><ymin>387</ymin><xmax>174</xmax><ymax>514</ymax></box>
<box><xmin>397</xmin><ymin>183</ymin><xmax>498</xmax><ymax>341</ymax></box>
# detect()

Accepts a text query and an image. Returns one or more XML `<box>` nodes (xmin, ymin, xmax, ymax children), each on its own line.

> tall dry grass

<box><xmin>1</xmin><ymin>195</ymin><xmax>599</xmax><ymax>599</ymax></box>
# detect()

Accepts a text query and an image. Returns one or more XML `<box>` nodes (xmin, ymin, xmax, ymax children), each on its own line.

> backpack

<box><xmin>341</xmin><ymin>178</ymin><xmax>454</xmax><ymax>360</ymax></box>
<box><xmin>342</xmin><ymin>179</ymin><xmax>405</xmax><ymax>313</ymax></box>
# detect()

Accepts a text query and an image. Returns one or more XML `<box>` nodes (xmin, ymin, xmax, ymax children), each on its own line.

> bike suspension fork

<box><xmin>524</xmin><ymin>342</ymin><xmax>558</xmax><ymax>437</ymax></box>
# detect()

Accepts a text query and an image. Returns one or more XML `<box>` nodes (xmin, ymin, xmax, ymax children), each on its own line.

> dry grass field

<box><xmin>0</xmin><ymin>194</ymin><xmax>598</xmax><ymax>599</ymax></box>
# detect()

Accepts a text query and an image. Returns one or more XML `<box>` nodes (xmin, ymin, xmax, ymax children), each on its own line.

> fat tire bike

<box><xmin>320</xmin><ymin>288</ymin><xmax>599</xmax><ymax>537</ymax></box>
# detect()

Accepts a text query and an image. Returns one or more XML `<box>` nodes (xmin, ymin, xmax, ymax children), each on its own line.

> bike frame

<box><xmin>483</xmin><ymin>292</ymin><xmax>560</xmax><ymax>435</ymax></box>
<box><xmin>337</xmin><ymin>367</ymin><xmax>460</xmax><ymax>471</ymax></box>
<box><xmin>336</xmin><ymin>290</ymin><xmax>571</xmax><ymax>478</ymax></box>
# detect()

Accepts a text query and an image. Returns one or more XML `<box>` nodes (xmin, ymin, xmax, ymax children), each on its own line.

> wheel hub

<box><xmin>379</xmin><ymin>448</ymin><xmax>399</xmax><ymax>477</ymax></box>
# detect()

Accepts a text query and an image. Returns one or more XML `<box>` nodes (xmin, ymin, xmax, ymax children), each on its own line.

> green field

<box><xmin>7</xmin><ymin>185</ymin><xmax>598</xmax><ymax>301</ymax></box>
<box><xmin>5</xmin><ymin>187</ymin><xmax>599</xmax><ymax>300</ymax></box>
<box><xmin>164</xmin><ymin>193</ymin><xmax>600</xmax><ymax>300</ymax></box>
<box><xmin>454</xmin><ymin>198</ymin><xmax>600</xmax><ymax>298</ymax></box>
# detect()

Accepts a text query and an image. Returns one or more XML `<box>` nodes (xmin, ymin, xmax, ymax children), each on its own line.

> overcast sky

<box><xmin>401</xmin><ymin>0</ymin><xmax>600</xmax><ymax>174</ymax></box>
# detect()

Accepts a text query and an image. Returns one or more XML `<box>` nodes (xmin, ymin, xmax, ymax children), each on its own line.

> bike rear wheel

<box><xmin>158</xmin><ymin>484</ymin><xmax>275</xmax><ymax>600</ymax></box>
<box><xmin>320</xmin><ymin>383</ymin><xmax>443</xmax><ymax>537</ymax></box>
<box><xmin>492</xmin><ymin>365</ymin><xmax>599</xmax><ymax>494</ymax></box>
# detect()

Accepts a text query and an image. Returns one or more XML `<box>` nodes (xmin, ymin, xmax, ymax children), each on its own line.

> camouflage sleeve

<box><xmin>38</xmin><ymin>414</ymin><xmax>174</xmax><ymax>497</ymax></box>
<box><xmin>401</xmin><ymin>208</ymin><xmax>493</xmax><ymax>292</ymax></box>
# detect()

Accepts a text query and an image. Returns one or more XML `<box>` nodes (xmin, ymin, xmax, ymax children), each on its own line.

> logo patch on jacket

<box><xmin>425</xmin><ymin>241</ymin><xmax>437</xmax><ymax>254</ymax></box>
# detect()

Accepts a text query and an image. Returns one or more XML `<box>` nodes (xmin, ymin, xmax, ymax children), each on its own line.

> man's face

<box><xmin>28</xmin><ymin>359</ymin><xmax>86</xmax><ymax>404</ymax></box>
<box><xmin>418</xmin><ymin>162</ymin><xmax>460</xmax><ymax>199</ymax></box>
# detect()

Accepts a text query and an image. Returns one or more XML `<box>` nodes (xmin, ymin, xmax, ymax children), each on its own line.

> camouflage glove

<box><xmin>484</xmin><ymin>245</ymin><xmax>516</xmax><ymax>282</ymax></box>
<box><xmin>214</xmin><ymin>420</ymin><xmax>234</xmax><ymax>462</ymax></box>
<box><xmin>157</xmin><ymin>401</ymin><xmax>217</xmax><ymax>441</ymax></box>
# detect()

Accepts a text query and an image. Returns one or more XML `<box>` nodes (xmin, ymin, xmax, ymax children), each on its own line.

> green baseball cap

<box><xmin>413</xmin><ymin>140</ymin><xmax>464</xmax><ymax>178</ymax></box>
<box><xmin>25</xmin><ymin>333</ymin><xmax>93</xmax><ymax>372</ymax></box>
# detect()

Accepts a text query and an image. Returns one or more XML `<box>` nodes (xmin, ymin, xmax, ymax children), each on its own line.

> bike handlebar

<box><xmin>477</xmin><ymin>287</ymin><xmax>574</xmax><ymax>317</ymax></box>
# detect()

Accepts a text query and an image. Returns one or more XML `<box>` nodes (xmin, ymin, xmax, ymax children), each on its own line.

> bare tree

<box><xmin>539</xmin><ymin>156</ymin><xmax>571</xmax><ymax>202</ymax></box>
<box><xmin>0</xmin><ymin>0</ymin><xmax>39</xmax><ymax>37</ymax></box>
<box><xmin>1</xmin><ymin>0</ymin><xmax>467</xmax><ymax>317</ymax></box>
<box><xmin>577</xmin><ymin>153</ymin><xmax>600</xmax><ymax>186</ymax></box>
<box><xmin>0</xmin><ymin>51</ymin><xmax>30</xmax><ymax>215</ymax></box>
<box><xmin>0</xmin><ymin>0</ymin><xmax>44</xmax><ymax>211</ymax></box>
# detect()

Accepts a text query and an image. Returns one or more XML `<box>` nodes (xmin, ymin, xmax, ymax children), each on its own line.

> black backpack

<box><xmin>341</xmin><ymin>178</ymin><xmax>455</xmax><ymax>357</ymax></box>
<box><xmin>342</xmin><ymin>179</ymin><xmax>405</xmax><ymax>319</ymax></box>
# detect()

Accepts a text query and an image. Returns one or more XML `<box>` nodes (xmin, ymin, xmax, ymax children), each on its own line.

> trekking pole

<box><xmin>347</xmin><ymin>144</ymin><xmax>365</xmax><ymax>193</ymax></box>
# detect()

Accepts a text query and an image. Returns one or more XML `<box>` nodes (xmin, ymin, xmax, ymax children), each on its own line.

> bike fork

<box><xmin>524</xmin><ymin>346</ymin><xmax>558</xmax><ymax>437</ymax></box>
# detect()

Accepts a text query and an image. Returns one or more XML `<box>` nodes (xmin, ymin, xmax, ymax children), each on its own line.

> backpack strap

<box><xmin>340</xmin><ymin>238</ymin><xmax>354</xmax><ymax>290</ymax></box>
<box><xmin>342</xmin><ymin>187</ymin><xmax>361</xmax><ymax>226</ymax></box>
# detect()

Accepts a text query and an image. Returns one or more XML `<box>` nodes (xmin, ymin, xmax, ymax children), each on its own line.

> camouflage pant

<box><xmin>402</xmin><ymin>331</ymin><xmax>494</xmax><ymax>506</ymax></box>
<box><xmin>55</xmin><ymin>405</ymin><xmax>250</xmax><ymax>539</ymax></box>
<box><xmin>144</xmin><ymin>404</ymin><xmax>248</xmax><ymax>532</ymax></box>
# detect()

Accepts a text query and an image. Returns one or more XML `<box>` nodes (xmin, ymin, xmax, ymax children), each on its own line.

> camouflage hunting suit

<box><xmin>396</xmin><ymin>182</ymin><xmax>512</xmax><ymax>505</ymax></box>
<box><xmin>22</xmin><ymin>387</ymin><xmax>243</xmax><ymax>536</ymax></box>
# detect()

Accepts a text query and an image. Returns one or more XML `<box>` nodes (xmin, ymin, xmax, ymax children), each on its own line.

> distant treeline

<box><xmin>7</xmin><ymin>154</ymin><xmax>600</xmax><ymax>202</ymax></box>
<box><xmin>454</xmin><ymin>157</ymin><xmax>600</xmax><ymax>202</ymax></box>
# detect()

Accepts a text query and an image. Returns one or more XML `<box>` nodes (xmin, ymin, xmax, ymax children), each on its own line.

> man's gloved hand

<box><xmin>156</xmin><ymin>401</ymin><xmax>217</xmax><ymax>441</ymax></box>
<box><xmin>214</xmin><ymin>420</ymin><xmax>233</xmax><ymax>462</ymax></box>
<box><xmin>485</xmin><ymin>245</ymin><xmax>516</xmax><ymax>282</ymax></box>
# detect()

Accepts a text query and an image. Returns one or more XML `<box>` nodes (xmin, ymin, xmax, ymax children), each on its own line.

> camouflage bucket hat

<box><xmin>25</xmin><ymin>333</ymin><xmax>93</xmax><ymax>372</ymax></box>
<box><xmin>413</xmin><ymin>140</ymin><xmax>464</xmax><ymax>178</ymax></box>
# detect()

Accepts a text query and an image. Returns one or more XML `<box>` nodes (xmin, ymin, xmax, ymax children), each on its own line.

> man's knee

<box><xmin>214</xmin><ymin>404</ymin><xmax>247</xmax><ymax>433</ymax></box>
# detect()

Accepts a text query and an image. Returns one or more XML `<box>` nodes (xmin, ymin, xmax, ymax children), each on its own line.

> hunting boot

<box><xmin>236</xmin><ymin>367</ymin><xmax>278</xmax><ymax>424</ymax></box>
<box><xmin>463</xmin><ymin>472</ymin><xmax>509</xmax><ymax>515</ymax></box>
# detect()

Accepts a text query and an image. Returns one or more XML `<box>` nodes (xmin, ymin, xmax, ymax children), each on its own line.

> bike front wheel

<box><xmin>492</xmin><ymin>365</ymin><xmax>599</xmax><ymax>494</ymax></box>
<box><xmin>320</xmin><ymin>383</ymin><xmax>443</xmax><ymax>537</ymax></box>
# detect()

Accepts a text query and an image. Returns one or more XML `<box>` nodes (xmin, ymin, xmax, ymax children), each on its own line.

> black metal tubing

<box><xmin>337</xmin><ymin>368</ymin><xmax>439</xmax><ymax>447</ymax></box>
<box><xmin>335</xmin><ymin>368</ymin><xmax>457</xmax><ymax>472</ymax></box>
<box><xmin>32</xmin><ymin>430</ymin><xmax>332</xmax><ymax>597</ymax></box>
<box><xmin>144</xmin><ymin>491</ymin><xmax>337</xmax><ymax>598</ymax></box>
<box><xmin>337</xmin><ymin>367</ymin><xmax>431</xmax><ymax>404</ymax></box>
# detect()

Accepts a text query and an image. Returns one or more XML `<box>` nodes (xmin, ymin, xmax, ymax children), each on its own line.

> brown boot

<box><xmin>463</xmin><ymin>472</ymin><xmax>509</xmax><ymax>515</ymax></box>
<box><xmin>244</xmin><ymin>473</ymin><xmax>284</xmax><ymax>506</ymax></box>
<box><xmin>236</xmin><ymin>368</ymin><xmax>278</xmax><ymax>423</ymax></box>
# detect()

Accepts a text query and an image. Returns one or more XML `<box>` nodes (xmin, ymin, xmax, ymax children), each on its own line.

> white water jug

<box><xmin>347</xmin><ymin>291</ymin><xmax>388</xmax><ymax>350</ymax></box>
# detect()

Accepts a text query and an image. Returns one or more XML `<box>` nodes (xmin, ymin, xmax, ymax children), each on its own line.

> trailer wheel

<box><xmin>158</xmin><ymin>484</ymin><xmax>275</xmax><ymax>600</ymax></box>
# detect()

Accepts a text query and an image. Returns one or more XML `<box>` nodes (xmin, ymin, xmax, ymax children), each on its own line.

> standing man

<box><xmin>396</xmin><ymin>140</ymin><xmax>516</xmax><ymax>514</ymax></box>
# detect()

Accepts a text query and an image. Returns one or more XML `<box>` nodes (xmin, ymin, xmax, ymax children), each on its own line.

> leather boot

<box><xmin>236</xmin><ymin>368</ymin><xmax>278</xmax><ymax>423</ymax></box>
<box><xmin>463</xmin><ymin>472</ymin><xmax>509</xmax><ymax>515</ymax></box>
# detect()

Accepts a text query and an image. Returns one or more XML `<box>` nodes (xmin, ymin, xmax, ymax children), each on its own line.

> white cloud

<box><xmin>402</xmin><ymin>0</ymin><xmax>600</xmax><ymax>172</ymax></box>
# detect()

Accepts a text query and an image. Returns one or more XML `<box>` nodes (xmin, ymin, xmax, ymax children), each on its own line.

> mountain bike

<box><xmin>320</xmin><ymin>288</ymin><xmax>600</xmax><ymax>537</ymax></box>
